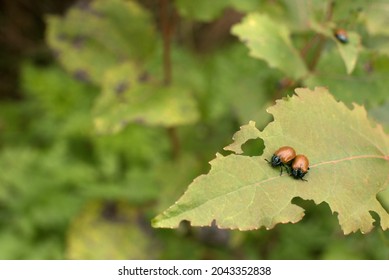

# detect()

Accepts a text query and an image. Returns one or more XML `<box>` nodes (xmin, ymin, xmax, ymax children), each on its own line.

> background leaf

<box><xmin>231</xmin><ymin>13</ymin><xmax>308</xmax><ymax>79</ymax></box>
<box><xmin>46</xmin><ymin>0</ymin><xmax>155</xmax><ymax>84</ymax></box>
<box><xmin>153</xmin><ymin>87</ymin><xmax>389</xmax><ymax>234</ymax></box>
<box><xmin>93</xmin><ymin>63</ymin><xmax>199</xmax><ymax>133</ymax></box>
<box><xmin>2</xmin><ymin>0</ymin><xmax>389</xmax><ymax>260</ymax></box>
<box><xmin>305</xmin><ymin>51</ymin><xmax>389</xmax><ymax>107</ymax></box>
<box><xmin>334</xmin><ymin>31</ymin><xmax>361</xmax><ymax>74</ymax></box>
<box><xmin>67</xmin><ymin>201</ymin><xmax>157</xmax><ymax>259</ymax></box>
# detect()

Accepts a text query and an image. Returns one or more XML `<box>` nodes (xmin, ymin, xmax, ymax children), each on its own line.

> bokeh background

<box><xmin>0</xmin><ymin>0</ymin><xmax>389</xmax><ymax>259</ymax></box>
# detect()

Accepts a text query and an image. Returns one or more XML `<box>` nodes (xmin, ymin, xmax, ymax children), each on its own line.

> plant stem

<box><xmin>304</xmin><ymin>1</ymin><xmax>334</xmax><ymax>71</ymax></box>
<box><xmin>160</xmin><ymin>0</ymin><xmax>172</xmax><ymax>85</ymax></box>
<box><xmin>159</xmin><ymin>0</ymin><xmax>180</xmax><ymax>158</ymax></box>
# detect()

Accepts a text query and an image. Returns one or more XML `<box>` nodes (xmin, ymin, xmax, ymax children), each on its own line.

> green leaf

<box><xmin>369</xmin><ymin>100</ymin><xmax>389</xmax><ymax>133</ymax></box>
<box><xmin>46</xmin><ymin>0</ymin><xmax>155</xmax><ymax>84</ymax></box>
<box><xmin>67</xmin><ymin>201</ymin><xmax>158</xmax><ymax>259</ymax></box>
<box><xmin>152</xmin><ymin>87</ymin><xmax>389</xmax><ymax>234</ymax></box>
<box><xmin>204</xmin><ymin>44</ymin><xmax>275</xmax><ymax>127</ymax></box>
<box><xmin>334</xmin><ymin>31</ymin><xmax>361</xmax><ymax>74</ymax></box>
<box><xmin>365</xmin><ymin>1</ymin><xmax>389</xmax><ymax>36</ymax></box>
<box><xmin>305</xmin><ymin>51</ymin><xmax>389</xmax><ymax>107</ymax></box>
<box><xmin>0</xmin><ymin>145</ymin><xmax>95</xmax><ymax>258</ymax></box>
<box><xmin>231</xmin><ymin>13</ymin><xmax>308</xmax><ymax>79</ymax></box>
<box><xmin>367</xmin><ymin>36</ymin><xmax>389</xmax><ymax>57</ymax></box>
<box><xmin>310</xmin><ymin>22</ymin><xmax>361</xmax><ymax>74</ymax></box>
<box><xmin>153</xmin><ymin>154</ymin><xmax>202</xmax><ymax>212</ymax></box>
<box><xmin>20</xmin><ymin>63</ymin><xmax>96</xmax><ymax>139</ymax></box>
<box><xmin>93</xmin><ymin>63</ymin><xmax>199</xmax><ymax>133</ymax></box>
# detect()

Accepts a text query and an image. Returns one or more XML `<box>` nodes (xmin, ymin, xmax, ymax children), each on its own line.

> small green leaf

<box><xmin>231</xmin><ymin>13</ymin><xmax>308</xmax><ymax>79</ymax></box>
<box><xmin>310</xmin><ymin>22</ymin><xmax>361</xmax><ymax>74</ymax></box>
<box><xmin>334</xmin><ymin>31</ymin><xmax>361</xmax><ymax>74</ymax></box>
<box><xmin>153</xmin><ymin>87</ymin><xmax>389</xmax><ymax>234</ymax></box>
<box><xmin>93</xmin><ymin>63</ymin><xmax>199</xmax><ymax>133</ymax></box>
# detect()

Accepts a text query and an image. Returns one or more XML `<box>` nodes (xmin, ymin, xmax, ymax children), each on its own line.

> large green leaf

<box><xmin>231</xmin><ymin>13</ymin><xmax>308</xmax><ymax>79</ymax></box>
<box><xmin>46</xmin><ymin>0</ymin><xmax>155</xmax><ymax>84</ymax></box>
<box><xmin>153</xmin><ymin>87</ymin><xmax>389</xmax><ymax>234</ymax></box>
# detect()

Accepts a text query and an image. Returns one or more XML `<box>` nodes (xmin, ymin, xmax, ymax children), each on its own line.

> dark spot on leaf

<box><xmin>115</xmin><ymin>81</ymin><xmax>129</xmax><ymax>95</ymax></box>
<box><xmin>75</xmin><ymin>0</ymin><xmax>91</xmax><ymax>10</ymax></box>
<box><xmin>116</xmin><ymin>55</ymin><xmax>129</xmax><ymax>63</ymax></box>
<box><xmin>101</xmin><ymin>201</ymin><xmax>128</xmax><ymax>223</ymax></box>
<box><xmin>72</xmin><ymin>35</ymin><xmax>86</xmax><ymax>50</ymax></box>
<box><xmin>364</xmin><ymin>61</ymin><xmax>374</xmax><ymax>74</ymax></box>
<box><xmin>73</xmin><ymin>69</ymin><xmax>89</xmax><ymax>82</ymax></box>
<box><xmin>138</xmin><ymin>71</ymin><xmax>150</xmax><ymax>83</ymax></box>
<box><xmin>101</xmin><ymin>201</ymin><xmax>120</xmax><ymax>221</ymax></box>
<box><xmin>76</xmin><ymin>0</ymin><xmax>105</xmax><ymax>18</ymax></box>
<box><xmin>57</xmin><ymin>33</ymin><xmax>68</xmax><ymax>41</ymax></box>
<box><xmin>120</xmin><ymin>119</ymin><xmax>129</xmax><ymax>128</ymax></box>
<box><xmin>51</xmin><ymin>49</ymin><xmax>61</xmax><ymax>59</ymax></box>
<box><xmin>90</xmin><ymin>10</ymin><xmax>105</xmax><ymax>18</ymax></box>
<box><xmin>133</xmin><ymin>118</ymin><xmax>145</xmax><ymax>125</ymax></box>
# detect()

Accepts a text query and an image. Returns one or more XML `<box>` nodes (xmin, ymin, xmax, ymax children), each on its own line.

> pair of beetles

<box><xmin>266</xmin><ymin>146</ymin><xmax>310</xmax><ymax>181</ymax></box>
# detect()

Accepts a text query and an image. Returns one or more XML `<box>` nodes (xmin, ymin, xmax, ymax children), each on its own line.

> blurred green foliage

<box><xmin>0</xmin><ymin>0</ymin><xmax>388</xmax><ymax>259</ymax></box>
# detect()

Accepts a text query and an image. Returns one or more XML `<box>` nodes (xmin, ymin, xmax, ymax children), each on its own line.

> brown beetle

<box><xmin>290</xmin><ymin>154</ymin><xmax>310</xmax><ymax>181</ymax></box>
<box><xmin>334</xmin><ymin>28</ymin><xmax>348</xmax><ymax>44</ymax></box>
<box><xmin>265</xmin><ymin>146</ymin><xmax>296</xmax><ymax>175</ymax></box>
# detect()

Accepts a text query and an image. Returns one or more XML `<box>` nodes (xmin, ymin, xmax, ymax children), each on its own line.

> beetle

<box><xmin>334</xmin><ymin>28</ymin><xmax>348</xmax><ymax>44</ymax></box>
<box><xmin>290</xmin><ymin>154</ymin><xmax>310</xmax><ymax>181</ymax></box>
<box><xmin>265</xmin><ymin>146</ymin><xmax>296</xmax><ymax>175</ymax></box>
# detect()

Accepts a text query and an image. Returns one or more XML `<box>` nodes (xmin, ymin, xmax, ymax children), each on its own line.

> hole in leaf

<box><xmin>177</xmin><ymin>220</ymin><xmax>192</xmax><ymax>237</ymax></box>
<box><xmin>196</xmin><ymin>220</ymin><xmax>230</xmax><ymax>247</ymax></box>
<box><xmin>369</xmin><ymin>211</ymin><xmax>380</xmax><ymax>228</ymax></box>
<box><xmin>241</xmin><ymin>138</ymin><xmax>264</xmax><ymax>156</ymax></box>
<box><xmin>291</xmin><ymin>197</ymin><xmax>338</xmax><ymax>228</ymax></box>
